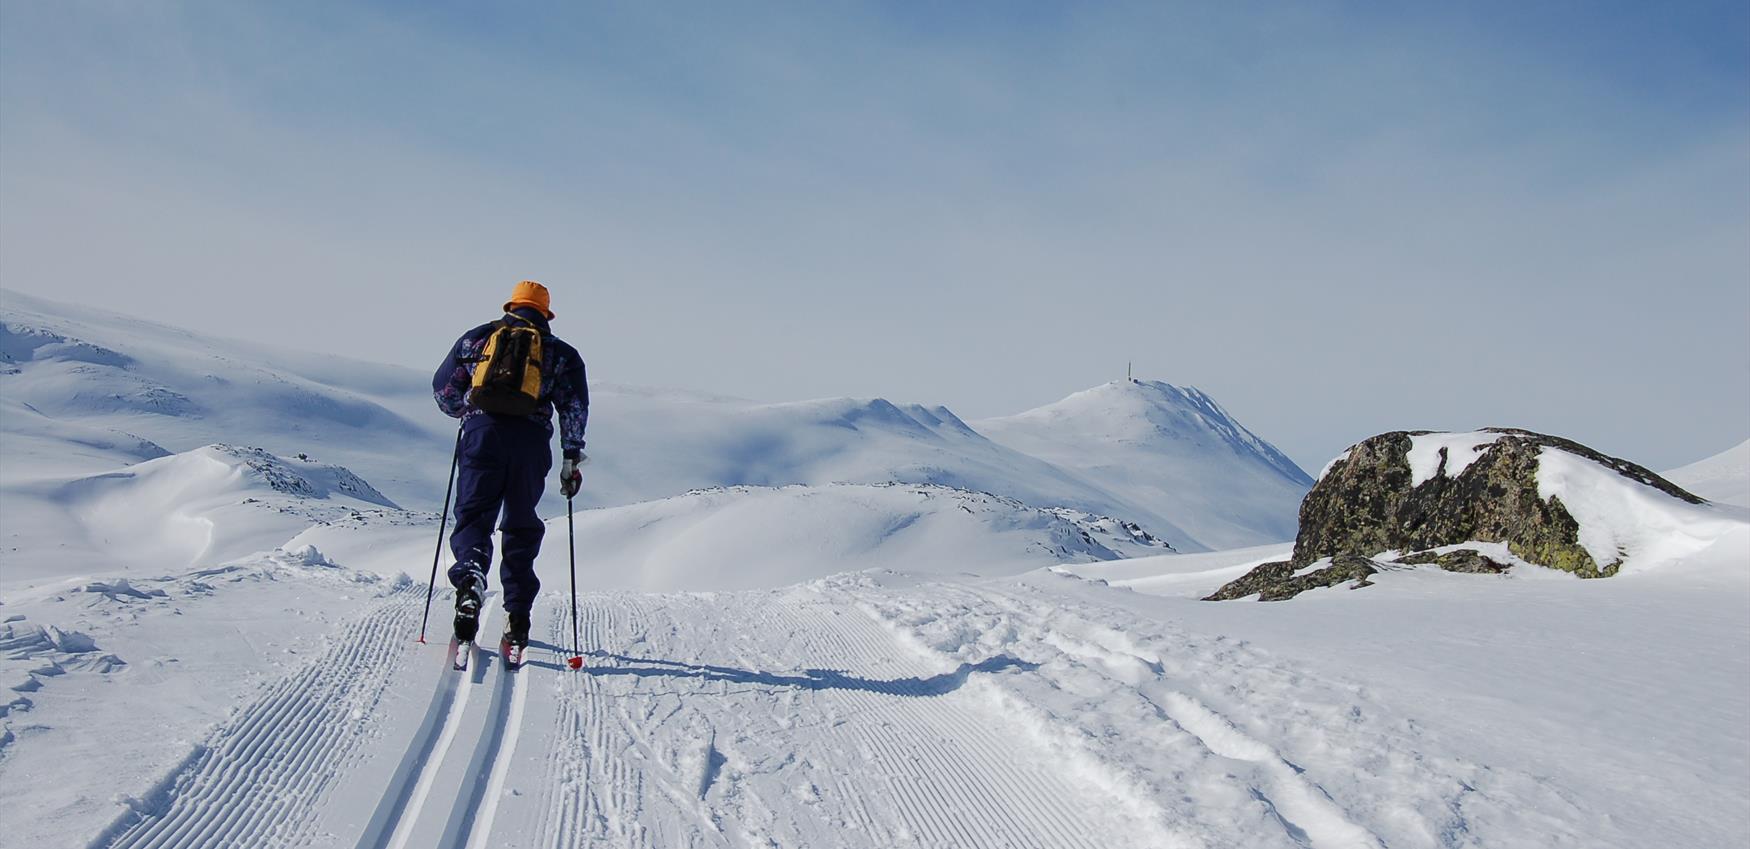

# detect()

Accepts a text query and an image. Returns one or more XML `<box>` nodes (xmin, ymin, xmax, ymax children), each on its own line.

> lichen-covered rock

<box><xmin>1394</xmin><ymin>549</ymin><xmax>1510</xmax><ymax>574</ymax></box>
<box><xmin>1206</xmin><ymin>428</ymin><xmax>1703</xmax><ymax>600</ymax></box>
<box><xmin>1204</xmin><ymin>553</ymin><xmax>1379</xmax><ymax>601</ymax></box>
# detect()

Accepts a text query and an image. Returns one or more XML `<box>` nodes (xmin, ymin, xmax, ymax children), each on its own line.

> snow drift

<box><xmin>36</xmin><ymin>445</ymin><xmax>405</xmax><ymax>578</ymax></box>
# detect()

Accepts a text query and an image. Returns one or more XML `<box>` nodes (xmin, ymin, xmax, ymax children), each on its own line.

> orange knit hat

<box><xmin>503</xmin><ymin>280</ymin><xmax>554</xmax><ymax>319</ymax></box>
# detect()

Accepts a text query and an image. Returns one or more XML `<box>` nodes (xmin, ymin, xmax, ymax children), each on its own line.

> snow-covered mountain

<box><xmin>975</xmin><ymin>380</ymin><xmax>1313</xmax><ymax>549</ymax></box>
<box><xmin>2</xmin><ymin>290</ymin><xmax>1311</xmax><ymax>558</ymax></box>
<box><xmin>572</xmin><ymin>390</ymin><xmax>1202</xmax><ymax>548</ymax></box>
<box><xmin>0</xmin><ymin>289</ymin><xmax>455</xmax><ymax>501</ymax></box>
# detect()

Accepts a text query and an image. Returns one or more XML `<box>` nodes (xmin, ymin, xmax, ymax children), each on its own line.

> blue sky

<box><xmin>2</xmin><ymin>1</ymin><xmax>1746</xmax><ymax>470</ymax></box>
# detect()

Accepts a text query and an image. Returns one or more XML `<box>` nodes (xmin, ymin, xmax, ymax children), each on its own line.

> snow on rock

<box><xmin>1215</xmin><ymin>428</ymin><xmax>1746</xmax><ymax>598</ymax></box>
<box><xmin>1537</xmin><ymin>446</ymin><xmax>1744</xmax><ymax>574</ymax></box>
<box><xmin>205</xmin><ymin>444</ymin><xmax>397</xmax><ymax>508</ymax></box>
<box><xmin>973</xmin><ymin>380</ymin><xmax>1312</xmax><ymax>549</ymax></box>
<box><xmin>1663</xmin><ymin>438</ymin><xmax>1750</xmax><ymax>507</ymax></box>
<box><xmin>1315</xmin><ymin>448</ymin><xmax>1352</xmax><ymax>482</ymax></box>
<box><xmin>1405</xmin><ymin>430</ymin><xmax>1503</xmax><ymax>486</ymax></box>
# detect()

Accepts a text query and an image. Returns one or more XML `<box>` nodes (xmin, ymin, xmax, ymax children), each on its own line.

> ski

<box><xmin>452</xmin><ymin>638</ymin><xmax>473</xmax><ymax>672</ymax></box>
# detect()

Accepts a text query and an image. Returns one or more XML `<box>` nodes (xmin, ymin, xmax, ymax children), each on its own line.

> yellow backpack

<box><xmin>467</xmin><ymin>317</ymin><xmax>544</xmax><ymax>416</ymax></box>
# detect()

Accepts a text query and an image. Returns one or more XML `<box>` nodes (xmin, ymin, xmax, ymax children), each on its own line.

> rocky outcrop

<box><xmin>1204</xmin><ymin>553</ymin><xmax>1380</xmax><ymax>601</ymax></box>
<box><xmin>1395</xmin><ymin>548</ymin><xmax>1510</xmax><ymax>574</ymax></box>
<box><xmin>1206</xmin><ymin>428</ymin><xmax>1702</xmax><ymax>600</ymax></box>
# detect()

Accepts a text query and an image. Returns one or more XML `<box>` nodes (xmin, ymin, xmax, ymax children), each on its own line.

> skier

<box><xmin>433</xmin><ymin>280</ymin><xmax>588</xmax><ymax>667</ymax></box>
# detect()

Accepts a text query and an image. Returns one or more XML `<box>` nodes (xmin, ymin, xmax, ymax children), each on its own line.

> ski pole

<box><xmin>566</xmin><ymin>495</ymin><xmax>583</xmax><ymax>670</ymax></box>
<box><xmin>417</xmin><ymin>426</ymin><xmax>464</xmax><ymax>644</ymax></box>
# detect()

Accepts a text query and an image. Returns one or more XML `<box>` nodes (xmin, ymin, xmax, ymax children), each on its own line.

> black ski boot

<box><xmin>501</xmin><ymin>610</ymin><xmax>531</xmax><ymax>670</ymax></box>
<box><xmin>452</xmin><ymin>570</ymin><xmax>486</xmax><ymax>644</ymax></box>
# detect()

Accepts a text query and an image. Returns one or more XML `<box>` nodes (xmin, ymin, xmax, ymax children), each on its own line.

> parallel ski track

<box><xmin>766</xmin><ymin>593</ymin><xmax>1106</xmax><ymax>849</ymax></box>
<box><xmin>437</xmin><ymin>640</ymin><xmax>526</xmax><ymax>849</ymax></box>
<box><xmin>357</xmin><ymin>604</ymin><xmax>537</xmax><ymax>849</ymax></box>
<box><xmin>98</xmin><ymin>577</ymin><xmax>1347</xmax><ymax>849</ymax></box>
<box><xmin>350</xmin><ymin>646</ymin><xmax>461</xmax><ymax>849</ymax></box>
<box><xmin>98</xmin><ymin>588</ymin><xmax>422</xmax><ymax>849</ymax></box>
<box><xmin>525</xmin><ymin>589</ymin><xmax>1109</xmax><ymax>849</ymax></box>
<box><xmin>358</xmin><ymin>602</ymin><xmax>493</xmax><ymax>849</ymax></box>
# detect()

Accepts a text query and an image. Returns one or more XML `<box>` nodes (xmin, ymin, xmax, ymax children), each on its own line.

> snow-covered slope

<box><xmin>974</xmin><ymin>380</ymin><xmax>1313</xmax><ymax>549</ymax></box>
<box><xmin>521</xmin><ymin>483</ymin><xmax>1171</xmax><ymax>592</ymax></box>
<box><xmin>0</xmin><ymin>289</ymin><xmax>455</xmax><ymax>507</ymax></box>
<box><xmin>1664</xmin><ymin>438</ymin><xmax>1750</xmax><ymax>506</ymax></box>
<box><xmin>3</xmin><ymin>444</ymin><xmax>413</xmax><ymax>585</ymax></box>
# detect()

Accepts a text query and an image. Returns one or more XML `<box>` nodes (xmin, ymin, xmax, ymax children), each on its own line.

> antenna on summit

<box><xmin>1127</xmin><ymin>361</ymin><xmax>1133</xmax><ymax>383</ymax></box>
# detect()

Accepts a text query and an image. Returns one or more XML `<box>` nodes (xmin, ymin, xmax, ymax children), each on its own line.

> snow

<box><xmin>974</xmin><ymin>380</ymin><xmax>1312</xmax><ymax>549</ymax></box>
<box><xmin>1055</xmin><ymin>525</ymin><xmax>1750</xmax><ymax>849</ymax></box>
<box><xmin>1536</xmin><ymin>445</ymin><xmax>1746</xmax><ymax>573</ymax></box>
<box><xmin>1405</xmin><ymin>430</ymin><xmax>1504</xmax><ymax>486</ymax></box>
<box><xmin>1061</xmin><ymin>543</ymin><xmax>1293</xmax><ymax>596</ymax></box>
<box><xmin>2</xmin><ymin>443</ymin><xmax>414</xmax><ymax>585</ymax></box>
<box><xmin>3</xmin><ymin>290</ymin><xmax>1256</xmax><ymax>558</ymax></box>
<box><xmin>1316</xmin><ymin>447</ymin><xmax>1352</xmax><ymax>481</ymax></box>
<box><xmin>3</xmin><ymin>293</ymin><xmax>1748</xmax><ymax>849</ymax></box>
<box><xmin>314</xmin><ymin>482</ymin><xmax>1174</xmax><ymax>594</ymax></box>
<box><xmin>1664</xmin><ymin>438</ymin><xmax>1750</xmax><ymax>506</ymax></box>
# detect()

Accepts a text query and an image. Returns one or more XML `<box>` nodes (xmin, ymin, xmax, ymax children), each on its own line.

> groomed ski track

<box><xmin>90</xmin><ymin>571</ymin><xmax>1587</xmax><ymax>849</ymax></box>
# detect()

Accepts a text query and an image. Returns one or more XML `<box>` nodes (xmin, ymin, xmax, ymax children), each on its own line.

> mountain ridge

<box><xmin>2</xmin><ymin>289</ymin><xmax>1310</xmax><ymax>556</ymax></box>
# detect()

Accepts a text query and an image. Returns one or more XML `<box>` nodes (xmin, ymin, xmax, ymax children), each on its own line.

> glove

<box><xmin>559</xmin><ymin>455</ymin><xmax>583</xmax><ymax>498</ymax></box>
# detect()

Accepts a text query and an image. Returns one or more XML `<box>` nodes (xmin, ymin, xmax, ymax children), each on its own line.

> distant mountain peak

<box><xmin>972</xmin><ymin>380</ymin><xmax>1313</xmax><ymax>549</ymax></box>
<box><xmin>994</xmin><ymin>380</ymin><xmax>1312</xmax><ymax>488</ymax></box>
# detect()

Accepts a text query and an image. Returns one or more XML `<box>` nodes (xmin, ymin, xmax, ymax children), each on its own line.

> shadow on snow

<box><xmin>523</xmin><ymin>640</ymin><xmax>1036</xmax><ymax>697</ymax></box>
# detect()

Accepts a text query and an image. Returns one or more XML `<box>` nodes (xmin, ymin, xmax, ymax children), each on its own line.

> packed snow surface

<box><xmin>5</xmin><ymin>526</ymin><xmax>1744</xmax><ymax>849</ymax></box>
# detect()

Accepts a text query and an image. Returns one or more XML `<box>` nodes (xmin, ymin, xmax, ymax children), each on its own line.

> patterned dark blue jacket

<box><xmin>433</xmin><ymin>307</ymin><xmax>589</xmax><ymax>459</ymax></box>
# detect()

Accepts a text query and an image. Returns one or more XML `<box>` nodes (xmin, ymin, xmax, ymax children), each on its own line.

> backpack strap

<box><xmin>455</xmin><ymin>320</ymin><xmax>508</xmax><ymax>364</ymax></box>
<box><xmin>501</xmin><ymin>312</ymin><xmax>551</xmax><ymax>336</ymax></box>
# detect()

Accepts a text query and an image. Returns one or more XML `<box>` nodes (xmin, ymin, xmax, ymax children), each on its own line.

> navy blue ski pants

<box><xmin>448</xmin><ymin>416</ymin><xmax>551</xmax><ymax>615</ymax></box>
